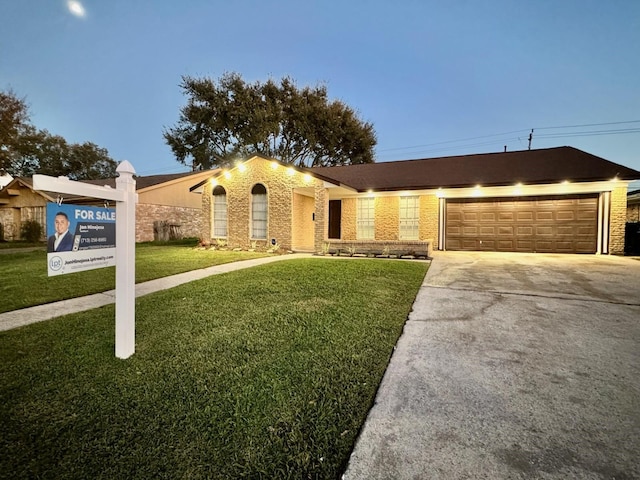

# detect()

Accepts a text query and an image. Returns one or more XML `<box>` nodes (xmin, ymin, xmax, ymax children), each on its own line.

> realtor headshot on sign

<box><xmin>47</xmin><ymin>211</ymin><xmax>74</xmax><ymax>252</ymax></box>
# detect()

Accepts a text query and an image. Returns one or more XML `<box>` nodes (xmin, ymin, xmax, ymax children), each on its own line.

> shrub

<box><xmin>20</xmin><ymin>220</ymin><xmax>43</xmax><ymax>242</ymax></box>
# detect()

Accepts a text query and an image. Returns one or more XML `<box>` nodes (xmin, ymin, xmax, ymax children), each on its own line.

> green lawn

<box><xmin>0</xmin><ymin>258</ymin><xmax>427</xmax><ymax>479</ymax></box>
<box><xmin>0</xmin><ymin>242</ymin><xmax>270</xmax><ymax>313</ymax></box>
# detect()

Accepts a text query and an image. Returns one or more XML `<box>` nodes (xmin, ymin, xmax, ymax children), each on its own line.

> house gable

<box><xmin>198</xmin><ymin>156</ymin><xmax>328</xmax><ymax>250</ymax></box>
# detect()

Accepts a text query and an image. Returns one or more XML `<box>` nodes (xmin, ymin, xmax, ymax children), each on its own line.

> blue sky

<box><xmin>2</xmin><ymin>0</ymin><xmax>639</xmax><ymax>181</ymax></box>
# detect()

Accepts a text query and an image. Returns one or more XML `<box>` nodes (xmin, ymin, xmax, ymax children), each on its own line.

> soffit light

<box><xmin>303</xmin><ymin>173</ymin><xmax>312</xmax><ymax>183</ymax></box>
<box><xmin>287</xmin><ymin>167</ymin><xmax>295</xmax><ymax>176</ymax></box>
<box><xmin>271</xmin><ymin>161</ymin><xmax>279</xmax><ymax>170</ymax></box>
<box><xmin>237</xmin><ymin>163</ymin><xmax>247</xmax><ymax>173</ymax></box>
<box><xmin>224</xmin><ymin>171</ymin><xmax>232</xmax><ymax>180</ymax></box>
<box><xmin>210</xmin><ymin>178</ymin><xmax>218</xmax><ymax>187</ymax></box>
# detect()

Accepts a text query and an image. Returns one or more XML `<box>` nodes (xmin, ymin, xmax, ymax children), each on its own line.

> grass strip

<box><xmin>0</xmin><ymin>258</ymin><xmax>427</xmax><ymax>479</ymax></box>
<box><xmin>0</xmin><ymin>243</ymin><xmax>270</xmax><ymax>313</ymax></box>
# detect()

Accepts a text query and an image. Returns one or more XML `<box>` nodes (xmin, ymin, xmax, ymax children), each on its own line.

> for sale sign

<box><xmin>46</xmin><ymin>203</ymin><xmax>116</xmax><ymax>276</ymax></box>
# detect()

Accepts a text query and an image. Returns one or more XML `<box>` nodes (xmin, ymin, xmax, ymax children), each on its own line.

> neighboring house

<box><xmin>627</xmin><ymin>189</ymin><xmax>640</xmax><ymax>223</ymax></box>
<box><xmin>0</xmin><ymin>170</ymin><xmax>214</xmax><ymax>242</ymax></box>
<box><xmin>191</xmin><ymin>146</ymin><xmax>640</xmax><ymax>255</ymax></box>
<box><xmin>0</xmin><ymin>173</ymin><xmax>12</xmax><ymax>189</ymax></box>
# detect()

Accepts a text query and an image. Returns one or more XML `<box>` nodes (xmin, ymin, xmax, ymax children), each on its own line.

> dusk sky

<box><xmin>2</xmin><ymin>1</ymin><xmax>639</xmax><ymax>183</ymax></box>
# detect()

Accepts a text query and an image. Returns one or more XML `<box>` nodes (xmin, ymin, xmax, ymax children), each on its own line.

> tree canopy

<box><xmin>164</xmin><ymin>73</ymin><xmax>377</xmax><ymax>169</ymax></box>
<box><xmin>0</xmin><ymin>90</ymin><xmax>117</xmax><ymax>180</ymax></box>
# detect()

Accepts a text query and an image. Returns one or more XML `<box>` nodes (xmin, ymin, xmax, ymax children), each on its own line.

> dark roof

<box><xmin>82</xmin><ymin>171</ymin><xmax>206</xmax><ymax>190</ymax></box>
<box><xmin>2</xmin><ymin>171</ymin><xmax>208</xmax><ymax>204</ymax></box>
<box><xmin>310</xmin><ymin>146</ymin><xmax>640</xmax><ymax>192</ymax></box>
<box><xmin>9</xmin><ymin>171</ymin><xmax>205</xmax><ymax>192</ymax></box>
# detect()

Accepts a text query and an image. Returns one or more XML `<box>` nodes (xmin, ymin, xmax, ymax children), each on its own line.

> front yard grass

<box><xmin>0</xmin><ymin>242</ymin><xmax>270</xmax><ymax>313</ymax></box>
<box><xmin>0</xmin><ymin>258</ymin><xmax>428</xmax><ymax>479</ymax></box>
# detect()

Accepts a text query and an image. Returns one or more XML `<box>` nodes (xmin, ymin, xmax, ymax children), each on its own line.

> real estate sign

<box><xmin>46</xmin><ymin>202</ymin><xmax>116</xmax><ymax>276</ymax></box>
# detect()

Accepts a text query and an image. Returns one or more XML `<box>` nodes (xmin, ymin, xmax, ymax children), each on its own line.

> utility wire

<box><xmin>375</xmin><ymin>121</ymin><xmax>640</xmax><ymax>159</ymax></box>
<box><xmin>533</xmin><ymin>120</ymin><xmax>640</xmax><ymax>130</ymax></box>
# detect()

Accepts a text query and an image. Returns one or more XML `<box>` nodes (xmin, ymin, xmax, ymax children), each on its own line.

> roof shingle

<box><xmin>311</xmin><ymin>146</ymin><xmax>640</xmax><ymax>192</ymax></box>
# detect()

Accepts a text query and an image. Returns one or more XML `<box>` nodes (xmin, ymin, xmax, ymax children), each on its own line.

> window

<box><xmin>399</xmin><ymin>196</ymin><xmax>419</xmax><ymax>240</ymax></box>
<box><xmin>357</xmin><ymin>197</ymin><xmax>375</xmax><ymax>239</ymax></box>
<box><xmin>251</xmin><ymin>184</ymin><xmax>267</xmax><ymax>239</ymax></box>
<box><xmin>212</xmin><ymin>185</ymin><xmax>227</xmax><ymax>237</ymax></box>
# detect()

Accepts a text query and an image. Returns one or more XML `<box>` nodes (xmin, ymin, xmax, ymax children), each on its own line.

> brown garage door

<box><xmin>446</xmin><ymin>194</ymin><xmax>598</xmax><ymax>253</ymax></box>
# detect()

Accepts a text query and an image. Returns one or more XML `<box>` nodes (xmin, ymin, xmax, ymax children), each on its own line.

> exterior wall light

<box><xmin>237</xmin><ymin>163</ymin><xmax>247</xmax><ymax>173</ymax></box>
<box><xmin>303</xmin><ymin>174</ymin><xmax>312</xmax><ymax>183</ymax></box>
<box><xmin>271</xmin><ymin>161</ymin><xmax>279</xmax><ymax>170</ymax></box>
<box><xmin>210</xmin><ymin>178</ymin><xmax>218</xmax><ymax>187</ymax></box>
<box><xmin>224</xmin><ymin>171</ymin><xmax>232</xmax><ymax>180</ymax></box>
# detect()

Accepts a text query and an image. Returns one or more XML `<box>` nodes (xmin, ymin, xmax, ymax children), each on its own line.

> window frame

<box><xmin>399</xmin><ymin>196</ymin><xmax>420</xmax><ymax>240</ymax></box>
<box><xmin>356</xmin><ymin>197</ymin><xmax>375</xmax><ymax>240</ymax></box>
<box><xmin>212</xmin><ymin>185</ymin><xmax>227</xmax><ymax>238</ymax></box>
<box><xmin>251</xmin><ymin>183</ymin><xmax>268</xmax><ymax>240</ymax></box>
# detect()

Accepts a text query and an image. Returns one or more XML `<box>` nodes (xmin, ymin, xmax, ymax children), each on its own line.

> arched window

<box><xmin>212</xmin><ymin>185</ymin><xmax>227</xmax><ymax>237</ymax></box>
<box><xmin>251</xmin><ymin>183</ymin><xmax>267</xmax><ymax>239</ymax></box>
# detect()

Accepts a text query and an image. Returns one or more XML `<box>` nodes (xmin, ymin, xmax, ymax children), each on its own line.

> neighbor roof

<box><xmin>1</xmin><ymin>171</ymin><xmax>209</xmax><ymax>203</ymax></box>
<box><xmin>311</xmin><ymin>146</ymin><xmax>640</xmax><ymax>192</ymax></box>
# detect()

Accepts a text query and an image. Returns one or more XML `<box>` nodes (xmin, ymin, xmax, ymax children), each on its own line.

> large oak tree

<box><xmin>164</xmin><ymin>73</ymin><xmax>377</xmax><ymax>169</ymax></box>
<box><xmin>0</xmin><ymin>90</ymin><xmax>117</xmax><ymax>180</ymax></box>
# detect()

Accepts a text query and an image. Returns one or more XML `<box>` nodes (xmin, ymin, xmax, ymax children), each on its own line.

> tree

<box><xmin>0</xmin><ymin>90</ymin><xmax>117</xmax><ymax>179</ymax></box>
<box><xmin>164</xmin><ymin>73</ymin><xmax>377</xmax><ymax>169</ymax></box>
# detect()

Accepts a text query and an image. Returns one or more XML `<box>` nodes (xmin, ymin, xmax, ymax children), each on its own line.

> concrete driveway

<box><xmin>344</xmin><ymin>252</ymin><xmax>640</xmax><ymax>479</ymax></box>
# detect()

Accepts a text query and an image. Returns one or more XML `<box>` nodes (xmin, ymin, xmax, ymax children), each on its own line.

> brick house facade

<box><xmin>193</xmin><ymin>148</ymin><xmax>639</xmax><ymax>255</ymax></box>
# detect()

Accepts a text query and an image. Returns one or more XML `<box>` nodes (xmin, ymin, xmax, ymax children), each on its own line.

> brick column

<box><xmin>609</xmin><ymin>186</ymin><xmax>628</xmax><ymax>255</ymax></box>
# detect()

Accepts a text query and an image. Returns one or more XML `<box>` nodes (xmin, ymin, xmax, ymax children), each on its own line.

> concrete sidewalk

<box><xmin>343</xmin><ymin>251</ymin><xmax>640</xmax><ymax>479</ymax></box>
<box><xmin>0</xmin><ymin>253</ymin><xmax>312</xmax><ymax>332</ymax></box>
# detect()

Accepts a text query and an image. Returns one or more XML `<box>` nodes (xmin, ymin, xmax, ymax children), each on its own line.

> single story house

<box><xmin>0</xmin><ymin>170</ymin><xmax>216</xmax><ymax>242</ymax></box>
<box><xmin>191</xmin><ymin>146</ymin><xmax>640</xmax><ymax>255</ymax></box>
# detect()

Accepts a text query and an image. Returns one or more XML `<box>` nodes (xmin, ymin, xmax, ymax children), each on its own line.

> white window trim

<box><xmin>251</xmin><ymin>185</ymin><xmax>268</xmax><ymax>240</ymax></box>
<box><xmin>212</xmin><ymin>189</ymin><xmax>227</xmax><ymax>238</ymax></box>
<box><xmin>399</xmin><ymin>196</ymin><xmax>419</xmax><ymax>240</ymax></box>
<box><xmin>356</xmin><ymin>197</ymin><xmax>375</xmax><ymax>240</ymax></box>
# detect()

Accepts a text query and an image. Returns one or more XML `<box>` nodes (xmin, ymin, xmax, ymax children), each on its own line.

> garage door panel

<box><xmin>556</xmin><ymin>211</ymin><xmax>575</xmax><ymax>221</ymax></box>
<box><xmin>536</xmin><ymin>211</ymin><xmax>554</xmax><ymax>221</ymax></box>
<box><xmin>446</xmin><ymin>194</ymin><xmax>598</xmax><ymax>253</ymax></box>
<box><xmin>556</xmin><ymin>226</ymin><xmax>575</xmax><ymax>235</ymax></box>
<box><xmin>517</xmin><ymin>211</ymin><xmax>534</xmax><ymax>221</ymax></box>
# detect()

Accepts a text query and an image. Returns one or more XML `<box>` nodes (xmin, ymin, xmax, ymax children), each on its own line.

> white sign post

<box><xmin>33</xmin><ymin>161</ymin><xmax>138</xmax><ymax>359</ymax></box>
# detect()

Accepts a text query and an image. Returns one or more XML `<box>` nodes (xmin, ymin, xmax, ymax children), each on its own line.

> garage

<box><xmin>445</xmin><ymin>194</ymin><xmax>599</xmax><ymax>253</ymax></box>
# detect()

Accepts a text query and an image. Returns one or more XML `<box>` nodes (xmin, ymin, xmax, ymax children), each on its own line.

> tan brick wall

<box><xmin>627</xmin><ymin>204</ymin><xmax>640</xmax><ymax>223</ymax></box>
<box><xmin>135</xmin><ymin>203</ymin><xmax>204</xmax><ymax>242</ymax></box>
<box><xmin>609</xmin><ymin>186</ymin><xmax>627</xmax><ymax>254</ymax></box>
<box><xmin>314</xmin><ymin>187</ymin><xmax>328</xmax><ymax>251</ymax></box>
<box><xmin>419</xmin><ymin>195</ymin><xmax>439</xmax><ymax>249</ymax></box>
<box><xmin>375</xmin><ymin>196</ymin><xmax>399</xmax><ymax>241</ymax></box>
<box><xmin>201</xmin><ymin>158</ymin><xmax>325</xmax><ymax>251</ymax></box>
<box><xmin>341</xmin><ymin>198</ymin><xmax>357</xmax><ymax>240</ymax></box>
<box><xmin>338</xmin><ymin>194</ymin><xmax>439</xmax><ymax>245</ymax></box>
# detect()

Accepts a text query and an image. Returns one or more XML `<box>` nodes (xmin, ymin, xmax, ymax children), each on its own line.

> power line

<box><xmin>533</xmin><ymin>120</ymin><xmax>640</xmax><ymax>130</ymax></box>
<box><xmin>375</xmin><ymin>121</ymin><xmax>640</xmax><ymax>159</ymax></box>
<box><xmin>375</xmin><ymin>129</ymin><xmax>529</xmax><ymax>153</ymax></box>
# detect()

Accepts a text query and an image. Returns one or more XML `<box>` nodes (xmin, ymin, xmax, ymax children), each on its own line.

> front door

<box><xmin>328</xmin><ymin>200</ymin><xmax>341</xmax><ymax>239</ymax></box>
